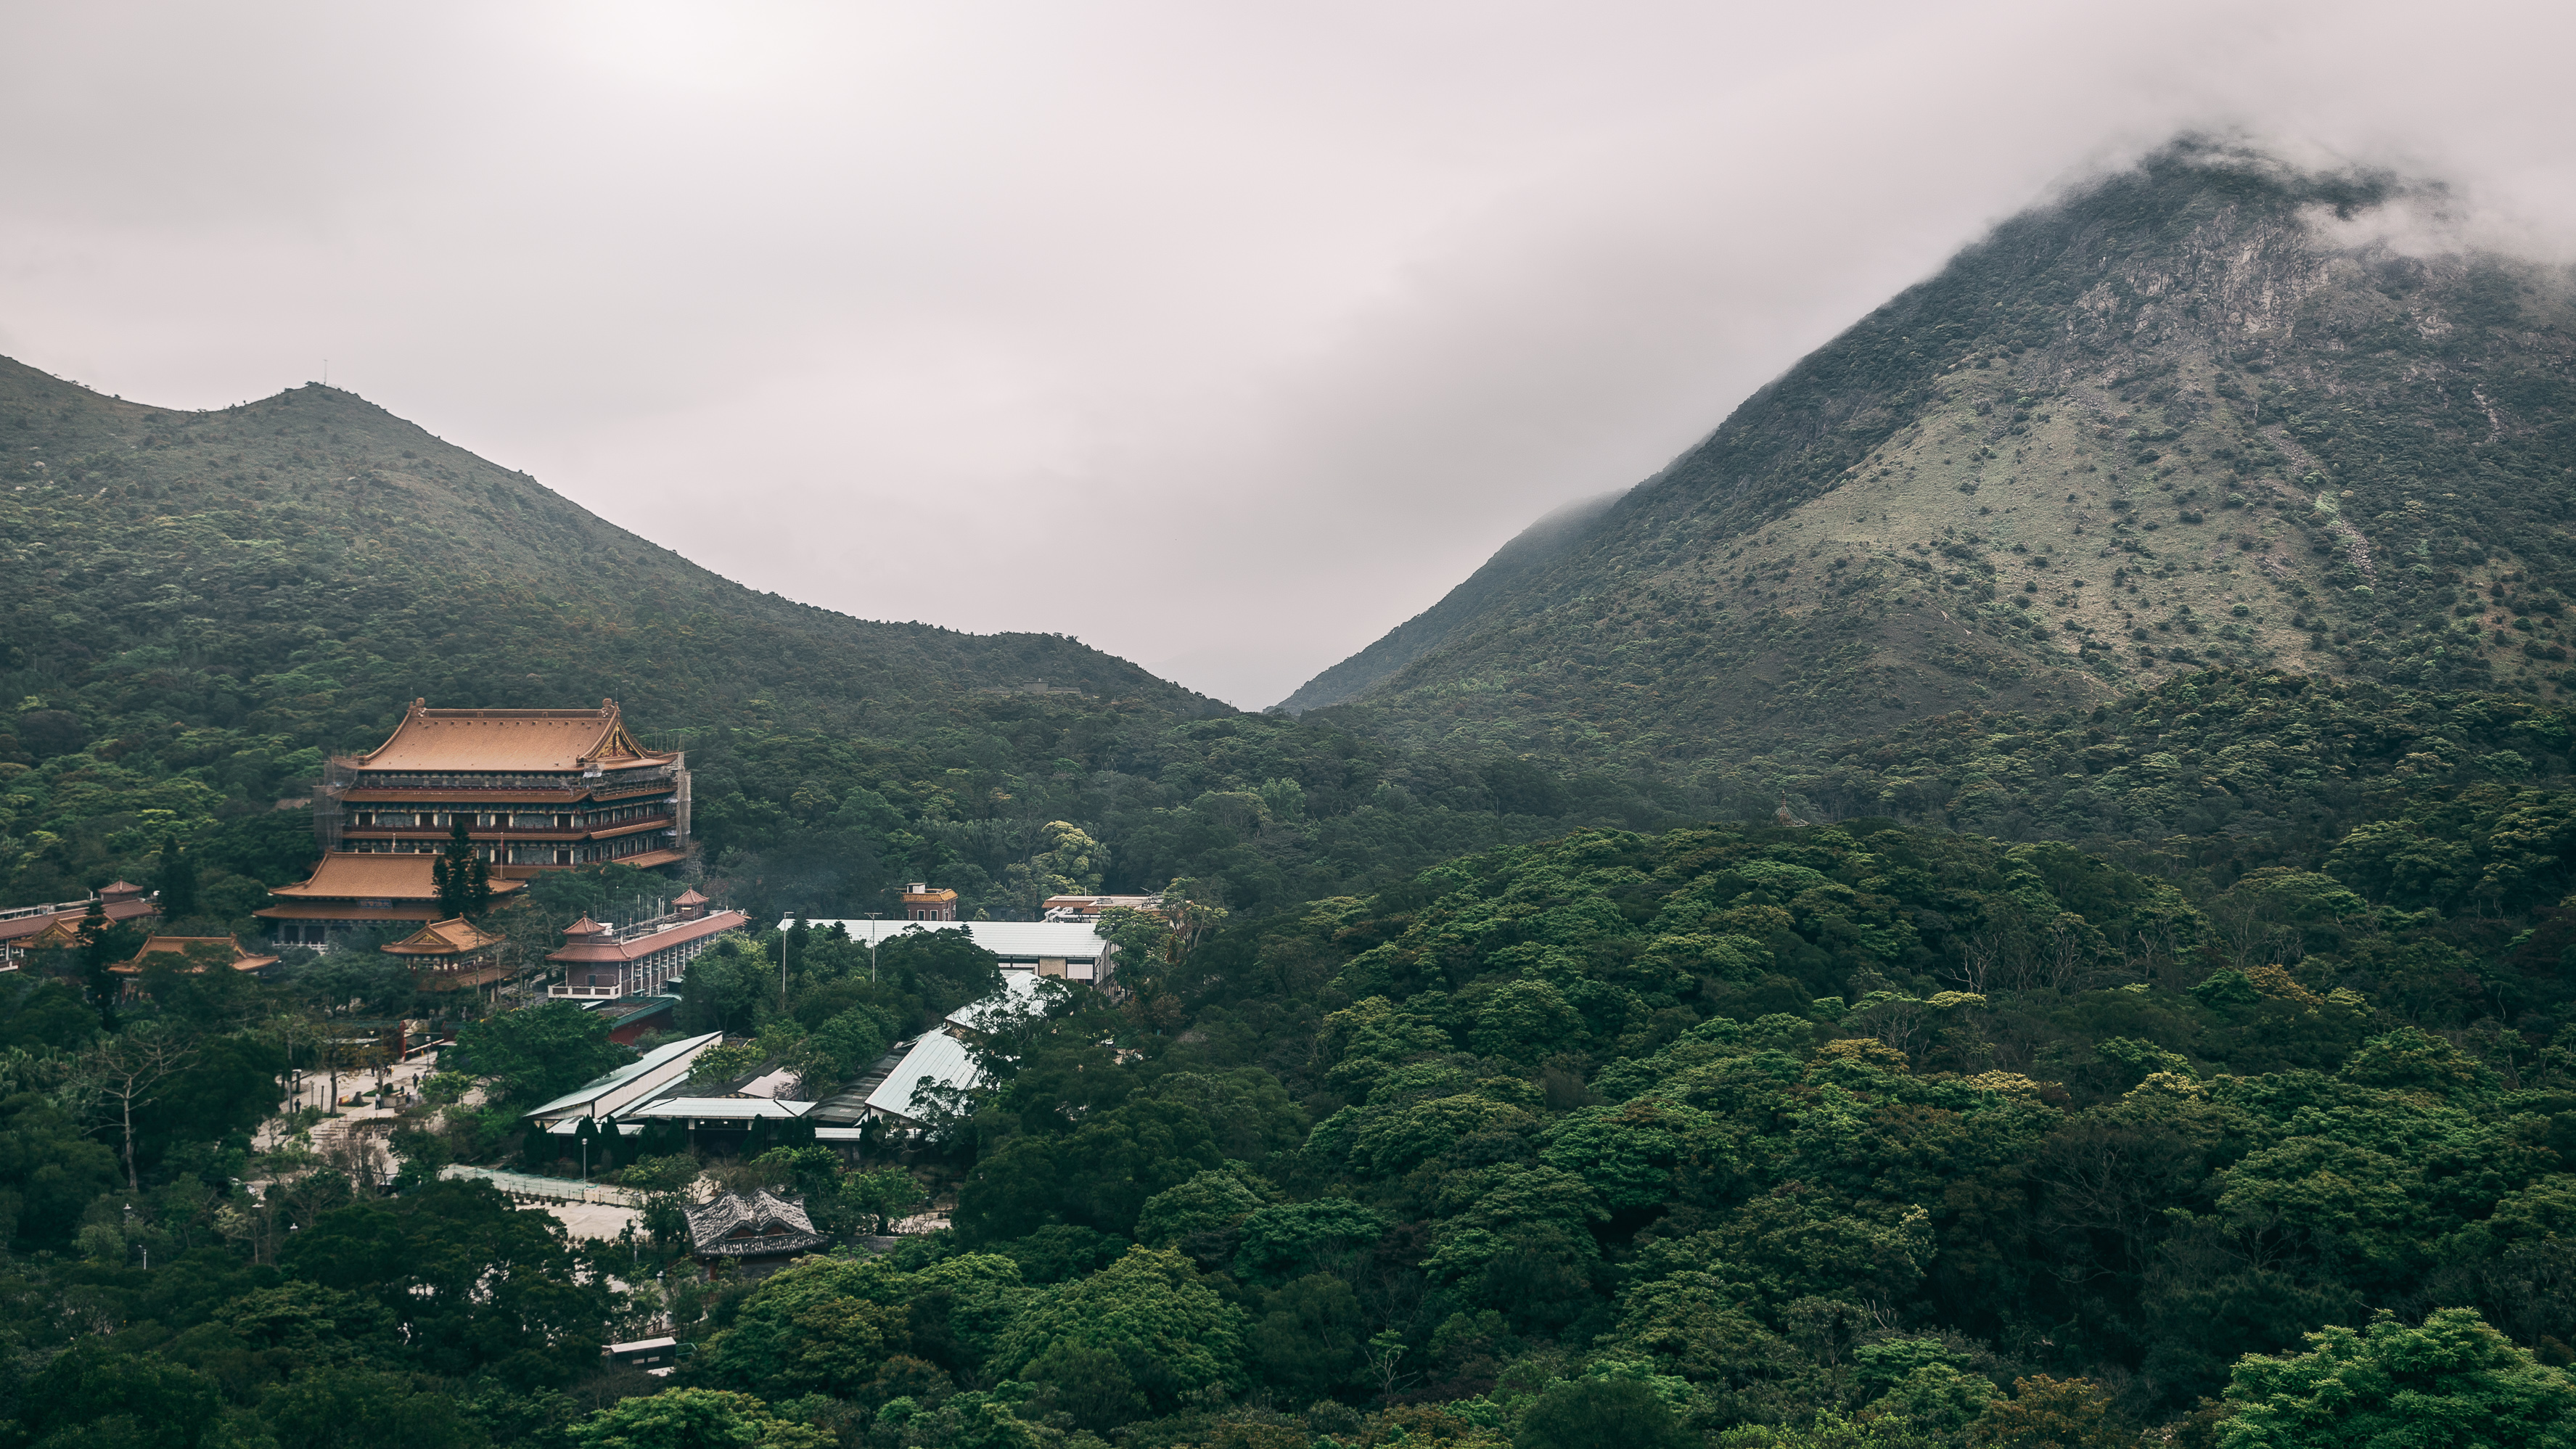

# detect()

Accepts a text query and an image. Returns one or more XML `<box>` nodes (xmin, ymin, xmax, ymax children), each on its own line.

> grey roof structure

<box><xmin>684</xmin><ymin>1190</ymin><xmax>827</xmax><ymax>1259</ymax></box>
<box><xmin>946</xmin><ymin>967</ymin><xmax>1051</xmax><ymax>1036</ymax></box>
<box><xmin>521</xmin><ymin>1030</ymin><xmax>724</xmax><ymax>1122</ymax></box>
<box><xmin>866</xmin><ymin>1031</ymin><xmax>981</xmax><ymax>1122</ymax></box>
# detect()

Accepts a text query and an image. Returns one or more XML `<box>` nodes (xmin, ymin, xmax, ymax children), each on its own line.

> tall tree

<box><xmin>453</xmin><ymin>1001</ymin><xmax>633</xmax><ymax>1110</ymax></box>
<box><xmin>74</xmin><ymin>897</ymin><xmax>119</xmax><ymax>1029</ymax></box>
<box><xmin>2217</xmin><ymin>1309</ymin><xmax>2576</xmax><ymax>1449</ymax></box>
<box><xmin>464</xmin><ymin>841</ymin><xmax>493</xmax><ymax>917</ymax></box>
<box><xmin>151</xmin><ymin>835</ymin><xmax>200</xmax><ymax>920</ymax></box>
<box><xmin>81</xmin><ymin>1019</ymin><xmax>200</xmax><ymax>1191</ymax></box>
<box><xmin>432</xmin><ymin>817</ymin><xmax>489</xmax><ymax>919</ymax></box>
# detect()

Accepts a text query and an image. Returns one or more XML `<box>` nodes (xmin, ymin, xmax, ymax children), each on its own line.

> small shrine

<box><xmin>111</xmin><ymin>935</ymin><xmax>281</xmax><ymax>993</ymax></box>
<box><xmin>682</xmin><ymin>1190</ymin><xmax>827</xmax><ymax>1272</ymax></box>
<box><xmin>382</xmin><ymin>916</ymin><xmax>511</xmax><ymax>993</ymax></box>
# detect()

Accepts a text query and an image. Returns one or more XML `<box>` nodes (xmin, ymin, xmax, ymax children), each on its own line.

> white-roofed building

<box><xmin>521</xmin><ymin>1030</ymin><xmax>726</xmax><ymax>1126</ymax></box>
<box><xmin>787</xmin><ymin>917</ymin><xmax>1115</xmax><ymax>982</ymax></box>
<box><xmin>864</xmin><ymin>1032</ymin><xmax>981</xmax><ymax>1126</ymax></box>
<box><xmin>947</xmin><ymin>967</ymin><xmax>1053</xmax><ymax>1038</ymax></box>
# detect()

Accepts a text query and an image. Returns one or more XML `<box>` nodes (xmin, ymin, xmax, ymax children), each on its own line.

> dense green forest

<box><xmin>12</xmin><ymin>797</ymin><xmax>2576</xmax><ymax>1447</ymax></box>
<box><xmin>12</xmin><ymin>143</ymin><xmax>2576</xmax><ymax>1449</ymax></box>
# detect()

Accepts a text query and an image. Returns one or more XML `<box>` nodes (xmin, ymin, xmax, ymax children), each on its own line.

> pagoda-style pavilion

<box><xmin>256</xmin><ymin>855</ymin><xmax>526</xmax><ymax>945</ymax></box>
<box><xmin>322</xmin><ymin>699</ymin><xmax>689</xmax><ymax>877</ymax></box>
<box><xmin>111</xmin><ymin>935</ymin><xmax>280</xmax><ymax>991</ymax></box>
<box><xmin>382</xmin><ymin>916</ymin><xmax>510</xmax><ymax>993</ymax></box>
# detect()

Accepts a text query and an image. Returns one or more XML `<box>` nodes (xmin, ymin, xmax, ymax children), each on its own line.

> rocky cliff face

<box><xmin>1288</xmin><ymin>144</ymin><xmax>2576</xmax><ymax>766</ymax></box>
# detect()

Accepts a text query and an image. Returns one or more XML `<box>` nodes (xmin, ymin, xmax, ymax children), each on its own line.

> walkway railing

<box><xmin>440</xmin><ymin>1165</ymin><xmax>647</xmax><ymax>1207</ymax></box>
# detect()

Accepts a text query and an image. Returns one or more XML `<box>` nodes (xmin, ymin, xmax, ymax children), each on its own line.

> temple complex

<box><xmin>259</xmin><ymin>699</ymin><xmax>687</xmax><ymax>947</ymax></box>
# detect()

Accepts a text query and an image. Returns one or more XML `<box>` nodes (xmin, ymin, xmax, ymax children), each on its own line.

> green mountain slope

<box><xmin>1278</xmin><ymin>491</ymin><xmax>1618</xmax><ymax>712</ymax></box>
<box><xmin>1290</xmin><ymin>144</ymin><xmax>2576</xmax><ymax>763</ymax></box>
<box><xmin>0</xmin><ymin>361</ymin><xmax>1685</xmax><ymax>924</ymax></box>
<box><xmin>0</xmin><ymin>358</ymin><xmax>1216</xmax><ymax>739</ymax></box>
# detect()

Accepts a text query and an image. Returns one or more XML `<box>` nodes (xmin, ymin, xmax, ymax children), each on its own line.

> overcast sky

<box><xmin>4</xmin><ymin>2</ymin><xmax>2572</xmax><ymax>707</ymax></box>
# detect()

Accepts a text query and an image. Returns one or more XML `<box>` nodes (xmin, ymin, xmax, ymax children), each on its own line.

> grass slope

<box><xmin>1294</xmin><ymin>143</ymin><xmax>2576</xmax><ymax>765</ymax></box>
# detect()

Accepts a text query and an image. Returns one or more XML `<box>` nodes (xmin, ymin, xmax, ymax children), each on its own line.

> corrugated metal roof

<box><xmin>521</xmin><ymin>1030</ymin><xmax>723</xmax><ymax>1120</ymax></box>
<box><xmin>947</xmin><ymin>968</ymin><xmax>1051</xmax><ymax>1034</ymax></box>
<box><xmin>865</xmin><ymin>1033</ymin><xmax>980</xmax><ymax>1120</ymax></box>
<box><xmin>790</xmin><ymin>918</ymin><xmax>1108</xmax><ymax>961</ymax></box>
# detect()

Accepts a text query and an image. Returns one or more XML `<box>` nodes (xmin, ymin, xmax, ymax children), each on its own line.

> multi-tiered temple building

<box><xmin>258</xmin><ymin>699</ymin><xmax>691</xmax><ymax>944</ymax></box>
<box><xmin>324</xmin><ymin>699</ymin><xmax>689</xmax><ymax>872</ymax></box>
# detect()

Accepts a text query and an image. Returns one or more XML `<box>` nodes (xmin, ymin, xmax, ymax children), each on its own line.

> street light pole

<box><xmin>867</xmin><ymin>913</ymin><xmax>880</xmax><ymax>982</ymax></box>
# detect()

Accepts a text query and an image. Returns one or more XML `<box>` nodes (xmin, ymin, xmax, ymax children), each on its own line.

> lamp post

<box><xmin>867</xmin><ymin>913</ymin><xmax>880</xmax><ymax>982</ymax></box>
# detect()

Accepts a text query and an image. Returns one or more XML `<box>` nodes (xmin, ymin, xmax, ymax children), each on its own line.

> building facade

<box><xmin>547</xmin><ymin>891</ymin><xmax>748</xmax><ymax>1000</ymax></box>
<box><xmin>0</xmin><ymin>882</ymin><xmax>157</xmax><ymax>966</ymax></box>
<box><xmin>319</xmin><ymin>699</ymin><xmax>689</xmax><ymax>876</ymax></box>
<box><xmin>901</xmin><ymin>884</ymin><xmax>959</xmax><ymax>921</ymax></box>
<box><xmin>256</xmin><ymin>854</ymin><xmax>528</xmax><ymax>944</ymax></box>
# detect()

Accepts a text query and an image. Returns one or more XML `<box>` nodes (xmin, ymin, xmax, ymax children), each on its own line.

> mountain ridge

<box><xmin>1276</xmin><ymin>490</ymin><xmax>1620</xmax><ymax>713</ymax></box>
<box><xmin>1284</xmin><ymin>142</ymin><xmax>2576</xmax><ymax>765</ymax></box>
<box><xmin>0</xmin><ymin>356</ymin><xmax>1222</xmax><ymax>752</ymax></box>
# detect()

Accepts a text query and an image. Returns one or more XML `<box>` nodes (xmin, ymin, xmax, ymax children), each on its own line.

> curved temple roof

<box><xmin>354</xmin><ymin>698</ymin><xmax>677</xmax><ymax>774</ymax></box>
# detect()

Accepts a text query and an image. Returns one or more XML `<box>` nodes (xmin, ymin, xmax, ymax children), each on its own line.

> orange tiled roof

<box><xmin>353</xmin><ymin>699</ymin><xmax>676</xmax><ymax>773</ymax></box>
<box><xmin>382</xmin><ymin>916</ymin><xmax>507</xmax><ymax>957</ymax></box>
<box><xmin>113</xmin><ymin>935</ymin><xmax>279</xmax><ymax>974</ymax></box>
<box><xmin>267</xmin><ymin>853</ymin><xmax>529</xmax><ymax>901</ymax></box>
<box><xmin>546</xmin><ymin>910</ymin><xmax>747</xmax><ymax>965</ymax></box>
<box><xmin>0</xmin><ymin>895</ymin><xmax>159</xmax><ymax>944</ymax></box>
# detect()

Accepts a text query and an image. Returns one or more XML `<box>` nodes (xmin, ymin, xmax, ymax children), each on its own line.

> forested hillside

<box><xmin>0</xmin><ymin>359</ymin><xmax>1681</xmax><ymax>927</ymax></box>
<box><xmin>1292</xmin><ymin>144</ymin><xmax>2576</xmax><ymax>763</ymax></box>
<box><xmin>14</xmin><ymin>810</ymin><xmax>2576</xmax><ymax>1447</ymax></box>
